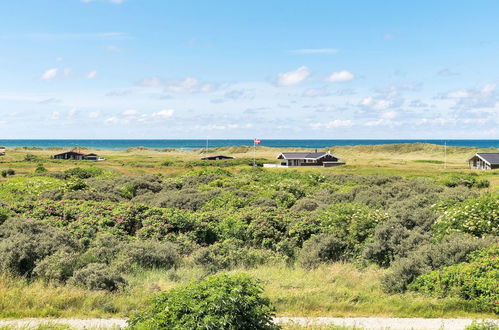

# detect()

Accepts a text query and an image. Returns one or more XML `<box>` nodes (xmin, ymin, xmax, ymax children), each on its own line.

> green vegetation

<box><xmin>0</xmin><ymin>143</ymin><xmax>497</xmax><ymax>322</ymax></box>
<box><xmin>410</xmin><ymin>244</ymin><xmax>499</xmax><ymax>314</ymax></box>
<box><xmin>128</xmin><ymin>273</ymin><xmax>279</xmax><ymax>329</ymax></box>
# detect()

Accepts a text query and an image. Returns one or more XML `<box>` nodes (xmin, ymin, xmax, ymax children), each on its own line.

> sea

<box><xmin>0</xmin><ymin>139</ymin><xmax>498</xmax><ymax>150</ymax></box>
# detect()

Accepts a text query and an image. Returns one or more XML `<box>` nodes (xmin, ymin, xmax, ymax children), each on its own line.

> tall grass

<box><xmin>0</xmin><ymin>264</ymin><xmax>493</xmax><ymax>319</ymax></box>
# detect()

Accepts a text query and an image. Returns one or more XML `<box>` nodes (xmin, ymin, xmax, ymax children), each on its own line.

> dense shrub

<box><xmin>0</xmin><ymin>177</ymin><xmax>64</xmax><ymax>202</ymax></box>
<box><xmin>441</xmin><ymin>174</ymin><xmax>490</xmax><ymax>188</ymax></box>
<box><xmin>362</xmin><ymin>221</ymin><xmax>430</xmax><ymax>267</ymax></box>
<box><xmin>433</xmin><ymin>194</ymin><xmax>499</xmax><ymax>238</ymax></box>
<box><xmin>34</xmin><ymin>164</ymin><xmax>48</xmax><ymax>174</ymax></box>
<box><xmin>33</xmin><ymin>250</ymin><xmax>79</xmax><ymax>283</ymax></box>
<box><xmin>69</xmin><ymin>263</ymin><xmax>126</xmax><ymax>291</ymax></box>
<box><xmin>315</xmin><ymin>203</ymin><xmax>389</xmax><ymax>256</ymax></box>
<box><xmin>464</xmin><ymin>320</ymin><xmax>499</xmax><ymax>330</ymax></box>
<box><xmin>382</xmin><ymin>234</ymin><xmax>495</xmax><ymax>293</ymax></box>
<box><xmin>299</xmin><ymin>234</ymin><xmax>347</xmax><ymax>269</ymax></box>
<box><xmin>64</xmin><ymin>167</ymin><xmax>104</xmax><ymax>179</ymax></box>
<box><xmin>128</xmin><ymin>273</ymin><xmax>279</xmax><ymax>330</ymax></box>
<box><xmin>0</xmin><ymin>205</ymin><xmax>8</xmax><ymax>224</ymax></box>
<box><xmin>118</xmin><ymin>240</ymin><xmax>180</xmax><ymax>271</ymax></box>
<box><xmin>409</xmin><ymin>244</ymin><xmax>499</xmax><ymax>314</ymax></box>
<box><xmin>0</xmin><ymin>218</ymin><xmax>78</xmax><ymax>277</ymax></box>
<box><xmin>192</xmin><ymin>239</ymin><xmax>283</xmax><ymax>272</ymax></box>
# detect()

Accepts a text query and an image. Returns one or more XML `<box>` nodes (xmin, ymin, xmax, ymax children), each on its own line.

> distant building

<box><xmin>0</xmin><ymin>146</ymin><xmax>5</xmax><ymax>156</ymax></box>
<box><xmin>468</xmin><ymin>153</ymin><xmax>499</xmax><ymax>170</ymax></box>
<box><xmin>264</xmin><ymin>151</ymin><xmax>345</xmax><ymax>168</ymax></box>
<box><xmin>201</xmin><ymin>155</ymin><xmax>235</xmax><ymax>160</ymax></box>
<box><xmin>53</xmin><ymin>151</ymin><xmax>103</xmax><ymax>161</ymax></box>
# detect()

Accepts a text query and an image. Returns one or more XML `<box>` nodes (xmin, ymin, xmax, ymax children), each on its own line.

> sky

<box><xmin>0</xmin><ymin>0</ymin><xmax>498</xmax><ymax>139</ymax></box>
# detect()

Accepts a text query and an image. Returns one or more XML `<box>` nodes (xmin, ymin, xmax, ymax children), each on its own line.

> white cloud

<box><xmin>326</xmin><ymin>70</ymin><xmax>354</xmax><ymax>83</ymax></box>
<box><xmin>87</xmin><ymin>70</ymin><xmax>98</xmax><ymax>79</ymax></box>
<box><xmin>446</xmin><ymin>90</ymin><xmax>470</xmax><ymax>99</ymax></box>
<box><xmin>277</xmin><ymin>66</ymin><xmax>310</xmax><ymax>86</ymax></box>
<box><xmin>381</xmin><ymin>111</ymin><xmax>398</xmax><ymax>119</ymax></box>
<box><xmin>105</xmin><ymin>116</ymin><xmax>122</xmax><ymax>124</ymax></box>
<box><xmin>310</xmin><ymin>120</ymin><xmax>353</xmax><ymax>129</ymax></box>
<box><xmin>152</xmin><ymin>109</ymin><xmax>174</xmax><ymax>118</ymax></box>
<box><xmin>89</xmin><ymin>111</ymin><xmax>100</xmax><ymax>118</ymax></box>
<box><xmin>292</xmin><ymin>48</ymin><xmax>338</xmax><ymax>54</ymax></box>
<box><xmin>139</xmin><ymin>77</ymin><xmax>162</xmax><ymax>87</ymax></box>
<box><xmin>364</xmin><ymin>119</ymin><xmax>401</xmax><ymax>127</ymax></box>
<box><xmin>122</xmin><ymin>109</ymin><xmax>139</xmax><ymax>116</ymax></box>
<box><xmin>302</xmin><ymin>88</ymin><xmax>329</xmax><ymax>97</ymax></box>
<box><xmin>359</xmin><ymin>96</ymin><xmax>393</xmax><ymax>110</ymax></box>
<box><xmin>41</xmin><ymin>68</ymin><xmax>58</xmax><ymax>80</ymax></box>
<box><xmin>165</xmin><ymin>77</ymin><xmax>217</xmax><ymax>94</ymax></box>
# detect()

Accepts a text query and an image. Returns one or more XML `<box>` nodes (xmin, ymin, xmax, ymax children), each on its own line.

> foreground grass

<box><xmin>0</xmin><ymin>264</ymin><xmax>495</xmax><ymax>320</ymax></box>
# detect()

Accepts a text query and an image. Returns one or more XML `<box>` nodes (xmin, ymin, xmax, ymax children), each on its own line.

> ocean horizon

<box><xmin>0</xmin><ymin>139</ymin><xmax>498</xmax><ymax>150</ymax></box>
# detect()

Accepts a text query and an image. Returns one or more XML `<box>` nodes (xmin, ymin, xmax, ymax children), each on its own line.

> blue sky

<box><xmin>0</xmin><ymin>0</ymin><xmax>498</xmax><ymax>139</ymax></box>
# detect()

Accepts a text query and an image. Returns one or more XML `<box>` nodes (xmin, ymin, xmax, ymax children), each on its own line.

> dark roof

<box><xmin>53</xmin><ymin>151</ymin><xmax>87</xmax><ymax>157</ymax></box>
<box><xmin>201</xmin><ymin>155</ymin><xmax>234</xmax><ymax>160</ymax></box>
<box><xmin>277</xmin><ymin>152</ymin><xmax>338</xmax><ymax>160</ymax></box>
<box><xmin>475</xmin><ymin>153</ymin><xmax>499</xmax><ymax>165</ymax></box>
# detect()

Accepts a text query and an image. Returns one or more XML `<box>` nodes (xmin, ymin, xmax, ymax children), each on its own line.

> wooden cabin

<box><xmin>201</xmin><ymin>155</ymin><xmax>234</xmax><ymax>160</ymax></box>
<box><xmin>275</xmin><ymin>151</ymin><xmax>344</xmax><ymax>167</ymax></box>
<box><xmin>53</xmin><ymin>151</ymin><xmax>101</xmax><ymax>161</ymax></box>
<box><xmin>468</xmin><ymin>153</ymin><xmax>499</xmax><ymax>170</ymax></box>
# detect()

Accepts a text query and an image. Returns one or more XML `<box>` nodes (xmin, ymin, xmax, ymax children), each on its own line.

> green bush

<box><xmin>128</xmin><ymin>273</ymin><xmax>279</xmax><ymax>330</ymax></box>
<box><xmin>0</xmin><ymin>218</ymin><xmax>78</xmax><ymax>277</ymax></box>
<box><xmin>118</xmin><ymin>240</ymin><xmax>180</xmax><ymax>271</ymax></box>
<box><xmin>69</xmin><ymin>263</ymin><xmax>126</xmax><ymax>291</ymax></box>
<box><xmin>315</xmin><ymin>203</ymin><xmax>389</xmax><ymax>256</ymax></box>
<box><xmin>192</xmin><ymin>239</ymin><xmax>283</xmax><ymax>272</ymax></box>
<box><xmin>433</xmin><ymin>194</ymin><xmax>499</xmax><ymax>238</ymax></box>
<box><xmin>33</xmin><ymin>250</ymin><xmax>79</xmax><ymax>283</ymax></box>
<box><xmin>64</xmin><ymin>167</ymin><xmax>104</xmax><ymax>179</ymax></box>
<box><xmin>381</xmin><ymin>234</ymin><xmax>495</xmax><ymax>293</ymax></box>
<box><xmin>299</xmin><ymin>234</ymin><xmax>347</xmax><ymax>269</ymax></box>
<box><xmin>409</xmin><ymin>244</ymin><xmax>499</xmax><ymax>314</ymax></box>
<box><xmin>465</xmin><ymin>320</ymin><xmax>499</xmax><ymax>330</ymax></box>
<box><xmin>441</xmin><ymin>174</ymin><xmax>489</xmax><ymax>188</ymax></box>
<box><xmin>0</xmin><ymin>206</ymin><xmax>8</xmax><ymax>224</ymax></box>
<box><xmin>34</xmin><ymin>164</ymin><xmax>48</xmax><ymax>174</ymax></box>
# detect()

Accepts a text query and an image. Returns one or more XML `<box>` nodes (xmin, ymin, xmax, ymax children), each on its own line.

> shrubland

<box><xmin>0</xmin><ymin>145</ymin><xmax>497</xmax><ymax>320</ymax></box>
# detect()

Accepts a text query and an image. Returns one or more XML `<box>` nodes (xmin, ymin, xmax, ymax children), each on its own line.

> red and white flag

<box><xmin>254</xmin><ymin>138</ymin><xmax>261</xmax><ymax>145</ymax></box>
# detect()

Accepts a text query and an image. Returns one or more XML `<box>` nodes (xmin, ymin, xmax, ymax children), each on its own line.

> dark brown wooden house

<box><xmin>276</xmin><ymin>151</ymin><xmax>344</xmax><ymax>167</ymax></box>
<box><xmin>468</xmin><ymin>153</ymin><xmax>499</xmax><ymax>170</ymax></box>
<box><xmin>53</xmin><ymin>151</ymin><xmax>100</xmax><ymax>161</ymax></box>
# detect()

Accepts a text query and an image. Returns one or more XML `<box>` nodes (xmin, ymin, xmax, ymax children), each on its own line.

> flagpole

<box><xmin>253</xmin><ymin>138</ymin><xmax>256</xmax><ymax>167</ymax></box>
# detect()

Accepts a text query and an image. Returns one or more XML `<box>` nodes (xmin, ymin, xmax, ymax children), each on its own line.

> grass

<box><xmin>0</xmin><ymin>264</ymin><xmax>495</xmax><ymax>320</ymax></box>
